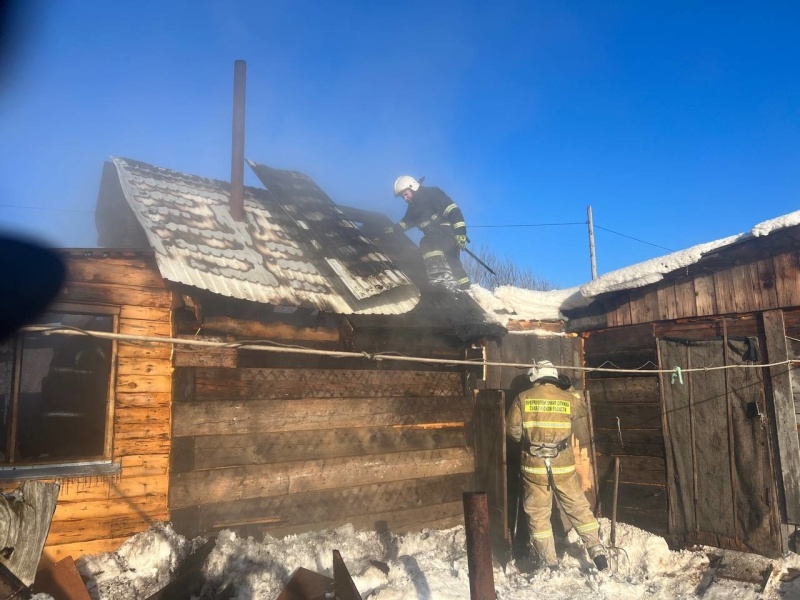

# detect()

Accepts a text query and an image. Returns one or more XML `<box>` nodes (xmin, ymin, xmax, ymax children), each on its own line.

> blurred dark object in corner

<box><xmin>0</xmin><ymin>235</ymin><xmax>65</xmax><ymax>341</ymax></box>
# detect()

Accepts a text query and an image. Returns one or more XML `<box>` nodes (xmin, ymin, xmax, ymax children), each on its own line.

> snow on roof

<box><xmin>470</xmin><ymin>209</ymin><xmax>800</xmax><ymax>323</ymax></box>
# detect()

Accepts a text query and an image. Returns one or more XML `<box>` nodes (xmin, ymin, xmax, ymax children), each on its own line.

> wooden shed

<box><xmin>562</xmin><ymin>213</ymin><xmax>800</xmax><ymax>556</ymax></box>
<box><xmin>0</xmin><ymin>157</ymin><xmax>506</xmax><ymax>564</ymax></box>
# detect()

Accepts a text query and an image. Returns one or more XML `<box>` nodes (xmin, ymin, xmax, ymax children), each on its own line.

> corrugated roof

<box><xmin>111</xmin><ymin>157</ymin><xmax>420</xmax><ymax>315</ymax></box>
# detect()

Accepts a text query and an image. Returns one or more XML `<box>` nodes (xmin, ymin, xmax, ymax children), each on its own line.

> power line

<box><xmin>0</xmin><ymin>203</ymin><xmax>94</xmax><ymax>214</ymax></box>
<box><xmin>594</xmin><ymin>224</ymin><xmax>674</xmax><ymax>252</ymax></box>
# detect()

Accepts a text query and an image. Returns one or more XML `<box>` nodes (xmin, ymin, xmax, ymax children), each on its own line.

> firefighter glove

<box><xmin>455</xmin><ymin>234</ymin><xmax>468</xmax><ymax>250</ymax></box>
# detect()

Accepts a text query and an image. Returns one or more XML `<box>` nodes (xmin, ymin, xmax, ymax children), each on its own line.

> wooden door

<box><xmin>657</xmin><ymin>337</ymin><xmax>781</xmax><ymax>556</ymax></box>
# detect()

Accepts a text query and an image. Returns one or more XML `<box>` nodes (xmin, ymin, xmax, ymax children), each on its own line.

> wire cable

<box><xmin>20</xmin><ymin>325</ymin><xmax>800</xmax><ymax>375</ymax></box>
<box><xmin>594</xmin><ymin>225</ymin><xmax>674</xmax><ymax>252</ymax></box>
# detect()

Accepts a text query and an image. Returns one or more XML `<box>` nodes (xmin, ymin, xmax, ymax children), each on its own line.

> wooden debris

<box><xmin>332</xmin><ymin>550</ymin><xmax>361</xmax><ymax>600</ymax></box>
<box><xmin>31</xmin><ymin>556</ymin><xmax>90</xmax><ymax>600</ymax></box>
<box><xmin>695</xmin><ymin>555</ymin><xmax>724</xmax><ymax>597</ymax></box>
<box><xmin>0</xmin><ymin>481</ymin><xmax>60</xmax><ymax>587</ymax></box>
<box><xmin>276</xmin><ymin>568</ymin><xmax>333</xmax><ymax>600</ymax></box>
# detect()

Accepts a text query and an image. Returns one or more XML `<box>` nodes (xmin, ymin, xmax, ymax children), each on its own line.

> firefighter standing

<box><xmin>385</xmin><ymin>175</ymin><xmax>470</xmax><ymax>291</ymax></box>
<box><xmin>506</xmin><ymin>360</ymin><xmax>608</xmax><ymax>572</ymax></box>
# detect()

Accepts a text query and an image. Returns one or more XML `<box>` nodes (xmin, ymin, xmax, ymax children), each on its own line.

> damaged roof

<box><xmin>108</xmin><ymin>157</ymin><xmax>419</xmax><ymax>315</ymax></box>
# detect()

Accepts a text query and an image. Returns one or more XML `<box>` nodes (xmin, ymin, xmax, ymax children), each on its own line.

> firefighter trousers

<box><xmin>522</xmin><ymin>471</ymin><xmax>602</xmax><ymax>566</ymax></box>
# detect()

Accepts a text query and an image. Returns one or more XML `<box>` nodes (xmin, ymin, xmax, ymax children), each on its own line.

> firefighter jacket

<box><xmin>506</xmin><ymin>380</ymin><xmax>584</xmax><ymax>486</ymax></box>
<box><xmin>395</xmin><ymin>186</ymin><xmax>467</xmax><ymax>240</ymax></box>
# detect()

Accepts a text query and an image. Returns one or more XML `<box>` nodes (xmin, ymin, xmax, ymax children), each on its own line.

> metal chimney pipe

<box><xmin>230</xmin><ymin>59</ymin><xmax>246</xmax><ymax>222</ymax></box>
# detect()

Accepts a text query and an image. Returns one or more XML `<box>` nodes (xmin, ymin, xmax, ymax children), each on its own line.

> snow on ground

<box><xmin>70</xmin><ymin>518</ymin><xmax>800</xmax><ymax>600</ymax></box>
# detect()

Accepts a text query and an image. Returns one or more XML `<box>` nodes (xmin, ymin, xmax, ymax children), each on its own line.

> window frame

<box><xmin>0</xmin><ymin>302</ymin><xmax>121</xmax><ymax>480</ymax></box>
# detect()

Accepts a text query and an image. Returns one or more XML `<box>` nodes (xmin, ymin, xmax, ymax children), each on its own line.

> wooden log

<box><xmin>0</xmin><ymin>481</ymin><xmax>61</xmax><ymax>586</ymax></box>
<box><xmin>119</xmin><ymin>306</ymin><xmax>171</xmax><ymax>322</ymax></box>
<box><xmin>199</xmin><ymin>315</ymin><xmax>339</xmax><ymax>343</ymax></box>
<box><xmin>262</xmin><ymin>501</ymin><xmax>465</xmax><ymax>539</ymax></box>
<box><xmin>116</xmin><ymin>392</ymin><xmax>171</xmax><ymax>409</ymax></box>
<box><xmin>181</xmin><ymin>425</ymin><xmax>469</xmax><ymax>471</ymax></box>
<box><xmin>174</xmin><ymin>472</ymin><xmax>473</xmax><ymax>537</ymax></box>
<box><xmin>173</xmin><ymin>396</ymin><xmax>472</xmax><ymax>437</ymax></box>
<box><xmin>193</xmin><ymin>368</ymin><xmax>464</xmax><ymax>401</ymax></box>
<box><xmin>762</xmin><ymin>309</ymin><xmax>800</xmax><ymax>523</ymax></box>
<box><xmin>169</xmin><ymin>446</ymin><xmax>474</xmax><ymax>508</ymax></box>
<box><xmin>173</xmin><ymin>348</ymin><xmax>239</xmax><ymax>368</ymax></box>
<box><xmin>117</xmin><ymin>343</ymin><xmax>172</xmax><ymax>361</ymax></box>
<box><xmin>57</xmin><ymin>281</ymin><xmax>172</xmax><ymax>309</ymax></box>
<box><xmin>118</xmin><ymin>454</ymin><xmax>170</xmax><ymax>477</ymax></box>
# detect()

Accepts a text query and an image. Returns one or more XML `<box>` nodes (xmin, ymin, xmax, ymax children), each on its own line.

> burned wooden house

<box><xmin>0</xmin><ymin>156</ymin><xmax>505</xmax><ymax>564</ymax></box>
<box><xmin>559</xmin><ymin>213</ymin><xmax>800</xmax><ymax>557</ymax></box>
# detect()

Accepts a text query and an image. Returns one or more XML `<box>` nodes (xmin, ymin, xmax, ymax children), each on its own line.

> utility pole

<box><xmin>587</xmin><ymin>205</ymin><xmax>597</xmax><ymax>280</ymax></box>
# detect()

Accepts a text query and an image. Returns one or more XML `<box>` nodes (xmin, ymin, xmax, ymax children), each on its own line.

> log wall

<box><xmin>169</xmin><ymin>365</ymin><xmax>475</xmax><ymax>538</ymax></box>
<box><xmin>1</xmin><ymin>251</ymin><xmax>173</xmax><ymax>564</ymax></box>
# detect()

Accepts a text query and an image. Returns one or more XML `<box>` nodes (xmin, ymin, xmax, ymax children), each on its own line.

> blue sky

<box><xmin>1</xmin><ymin>1</ymin><xmax>798</xmax><ymax>289</ymax></box>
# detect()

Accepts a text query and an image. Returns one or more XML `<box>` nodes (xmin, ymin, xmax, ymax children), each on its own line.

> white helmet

<box><xmin>394</xmin><ymin>175</ymin><xmax>420</xmax><ymax>197</ymax></box>
<box><xmin>528</xmin><ymin>360</ymin><xmax>559</xmax><ymax>383</ymax></box>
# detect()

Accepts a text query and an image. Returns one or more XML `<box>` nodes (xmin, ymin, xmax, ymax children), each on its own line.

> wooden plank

<box><xmin>64</xmin><ymin>255</ymin><xmax>165</xmax><ymax>288</ymax></box>
<box><xmin>116</xmin><ymin>392</ymin><xmax>170</xmax><ymax>409</ymax></box>
<box><xmin>774</xmin><ymin>251</ymin><xmax>800</xmax><ymax>308</ymax></box>
<box><xmin>119</xmin><ymin>318</ymin><xmax>172</xmax><ymax>338</ymax></box>
<box><xmin>593</xmin><ymin>402</ymin><xmax>662</xmax><ymax>430</ymax></box>
<box><xmin>119</xmin><ymin>306</ymin><xmax>171</xmax><ymax>322</ymax></box>
<box><xmin>113</xmin><ymin>432</ymin><xmax>169</xmax><ymax>457</ymax></box>
<box><xmin>117</xmin><ymin>343</ymin><xmax>172</xmax><ymax>361</ymax></box>
<box><xmin>693</xmin><ymin>272</ymin><xmax>717</xmax><ymax>316</ymax></box>
<box><xmin>731</xmin><ymin>263</ymin><xmax>760</xmax><ymax>314</ymax></box>
<box><xmin>762</xmin><ymin>309</ymin><xmax>800</xmax><ymax>523</ymax></box>
<box><xmin>41</xmin><ymin>537</ymin><xmax>129</xmax><ymax>566</ymax></box>
<box><xmin>613</xmin><ymin>295</ymin><xmax>632</xmax><ymax>326</ymax></box>
<box><xmin>656</xmin><ymin>281</ymin><xmax>679</xmax><ymax>320</ymax></box>
<box><xmin>184</xmin><ymin>472</ymin><xmax>474</xmax><ymax>536</ymax></box>
<box><xmin>712</xmin><ymin>269</ymin><xmax>738</xmax><ymax>314</ymax></box>
<box><xmin>115</xmin><ymin>405</ymin><xmax>170</xmax><ymax>428</ymax></box>
<box><xmin>117</xmin><ymin>374</ymin><xmax>171</xmax><ymax>394</ymax></box>
<box><xmin>596</xmin><ymin>455</ymin><xmax>666</xmax><ymax>486</ymax></box>
<box><xmin>673</xmin><ymin>276</ymin><xmax>697</xmax><ymax>319</ymax></box>
<box><xmin>57</xmin><ymin>281</ymin><xmax>172</xmax><ymax>309</ymax></box>
<box><xmin>0</xmin><ymin>481</ymin><xmax>60</xmax><ymax>586</ymax></box>
<box><xmin>118</xmin><ymin>454</ymin><xmax>169</xmax><ymax>477</ymax></box>
<box><xmin>173</xmin><ymin>396</ymin><xmax>472</xmax><ymax>437</ymax></box>
<box><xmin>169</xmin><ymin>446</ymin><xmax>474</xmax><ymax>508</ymax></box>
<box><xmin>52</xmin><ymin>494</ymin><xmax>167</xmax><ymax>522</ymax></box>
<box><xmin>193</xmin><ymin>368</ymin><xmax>464</xmax><ymax>401</ymax></box>
<box><xmin>586</xmin><ymin>377</ymin><xmax>658</xmax><ymax>404</ymax></box>
<box><xmin>756</xmin><ymin>257</ymin><xmax>780</xmax><ymax>310</ymax></box>
<box><xmin>109</xmin><ymin>474</ymin><xmax>169</xmax><ymax>499</ymax></box>
<box><xmin>117</xmin><ymin>356</ymin><xmax>172</xmax><ymax>377</ymax></box>
<box><xmin>186</xmin><ymin>425</ymin><xmax>469</xmax><ymax>471</ymax></box>
<box><xmin>45</xmin><ymin>505</ymin><xmax>168</xmax><ymax>546</ymax></box>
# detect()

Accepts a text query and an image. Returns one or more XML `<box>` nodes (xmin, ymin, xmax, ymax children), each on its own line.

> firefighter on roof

<box><xmin>385</xmin><ymin>175</ymin><xmax>470</xmax><ymax>291</ymax></box>
<box><xmin>507</xmin><ymin>360</ymin><xmax>608</xmax><ymax>572</ymax></box>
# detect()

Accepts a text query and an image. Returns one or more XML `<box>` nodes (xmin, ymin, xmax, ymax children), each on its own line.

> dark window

<box><xmin>1</xmin><ymin>310</ymin><xmax>114</xmax><ymax>464</ymax></box>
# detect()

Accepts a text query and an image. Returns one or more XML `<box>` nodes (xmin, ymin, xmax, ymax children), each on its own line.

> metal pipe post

<box><xmin>587</xmin><ymin>205</ymin><xmax>597</xmax><ymax>280</ymax></box>
<box><xmin>230</xmin><ymin>59</ymin><xmax>246</xmax><ymax>222</ymax></box>
<box><xmin>463</xmin><ymin>492</ymin><xmax>496</xmax><ymax>600</ymax></box>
